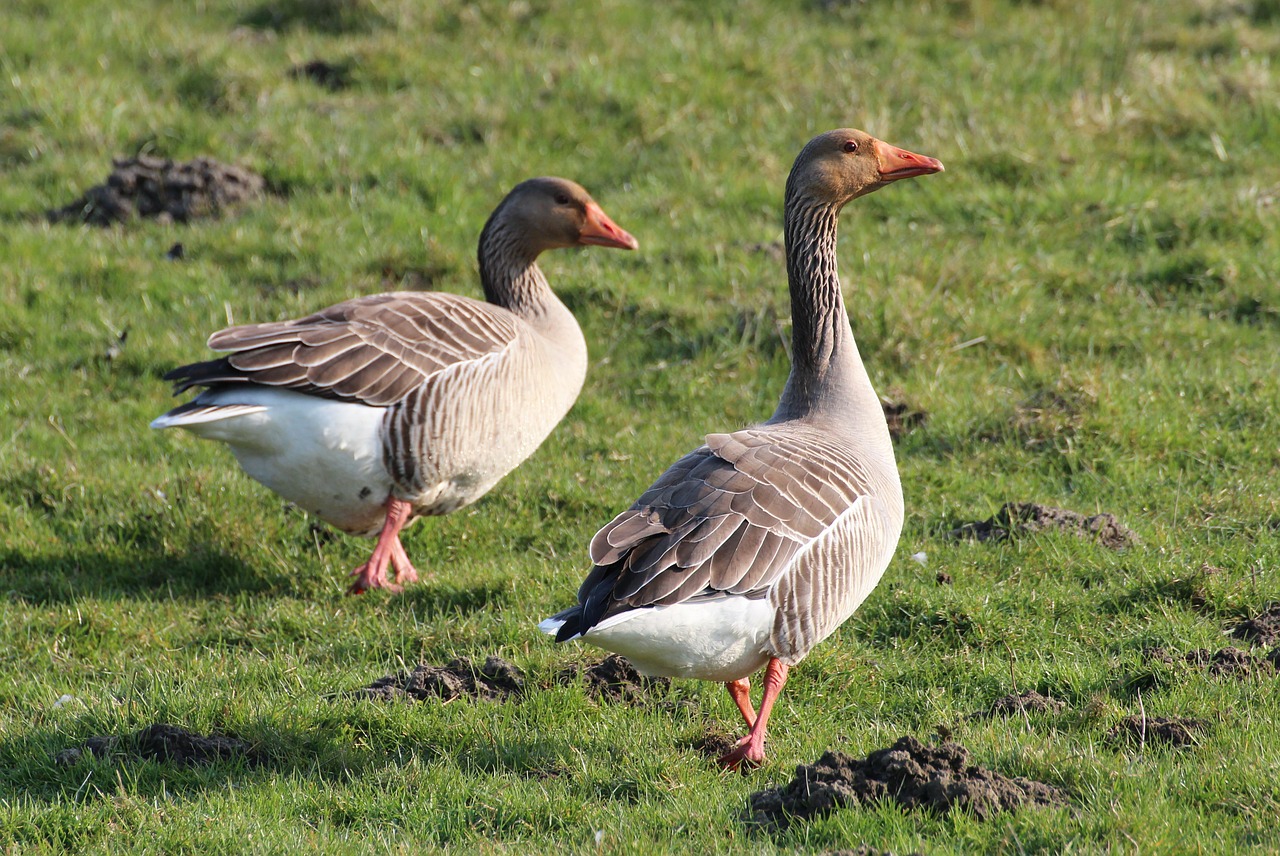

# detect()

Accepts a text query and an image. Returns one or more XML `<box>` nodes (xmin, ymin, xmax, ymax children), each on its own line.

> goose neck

<box><xmin>477</xmin><ymin>217</ymin><xmax>553</xmax><ymax>318</ymax></box>
<box><xmin>774</xmin><ymin>197</ymin><xmax>873</xmax><ymax>419</ymax></box>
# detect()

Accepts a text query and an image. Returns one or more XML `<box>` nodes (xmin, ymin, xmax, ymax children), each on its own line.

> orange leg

<box><xmin>719</xmin><ymin>659</ymin><xmax>790</xmax><ymax>771</ymax></box>
<box><xmin>348</xmin><ymin>497</ymin><xmax>419</xmax><ymax>594</ymax></box>
<box><xmin>725</xmin><ymin>678</ymin><xmax>757</xmax><ymax>728</ymax></box>
<box><xmin>388</xmin><ymin>535</ymin><xmax>419</xmax><ymax>587</ymax></box>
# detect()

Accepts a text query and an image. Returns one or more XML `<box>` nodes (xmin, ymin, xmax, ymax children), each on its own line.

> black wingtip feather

<box><xmin>161</xmin><ymin>357</ymin><xmax>244</xmax><ymax>393</ymax></box>
<box><xmin>553</xmin><ymin>610</ymin><xmax>584</xmax><ymax>643</ymax></box>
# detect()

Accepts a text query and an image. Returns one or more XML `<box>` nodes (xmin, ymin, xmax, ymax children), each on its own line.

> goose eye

<box><xmin>842</xmin><ymin>140</ymin><xmax>859</xmax><ymax>153</ymax></box>
<box><xmin>554</xmin><ymin>193</ymin><xmax>572</xmax><ymax>205</ymax></box>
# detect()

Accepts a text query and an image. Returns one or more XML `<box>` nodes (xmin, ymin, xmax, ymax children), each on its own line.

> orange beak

<box><xmin>873</xmin><ymin>139</ymin><xmax>945</xmax><ymax>181</ymax></box>
<box><xmin>578</xmin><ymin>202</ymin><xmax>639</xmax><ymax>250</ymax></box>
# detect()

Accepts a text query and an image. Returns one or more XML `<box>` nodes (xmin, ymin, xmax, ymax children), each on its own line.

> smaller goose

<box><xmin>540</xmin><ymin>130</ymin><xmax>942</xmax><ymax>769</ymax></box>
<box><xmin>154</xmin><ymin>177</ymin><xmax>637</xmax><ymax>593</ymax></box>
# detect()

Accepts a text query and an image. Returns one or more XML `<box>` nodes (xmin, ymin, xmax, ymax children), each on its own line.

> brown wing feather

<box><xmin>168</xmin><ymin>292</ymin><xmax>522</xmax><ymax>407</ymax></box>
<box><xmin>577</xmin><ymin>425</ymin><xmax>884</xmax><ymax>634</ymax></box>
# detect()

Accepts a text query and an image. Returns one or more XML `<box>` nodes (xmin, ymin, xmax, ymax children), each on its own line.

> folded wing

<box><xmin>164</xmin><ymin>292</ymin><xmax>522</xmax><ymax>407</ymax></box>
<box><xmin>570</xmin><ymin>426</ymin><xmax>890</xmax><ymax>651</ymax></box>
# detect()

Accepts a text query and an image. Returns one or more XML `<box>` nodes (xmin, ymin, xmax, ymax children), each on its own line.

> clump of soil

<box><xmin>1184</xmin><ymin>646</ymin><xmax>1276</xmax><ymax>678</ymax></box>
<box><xmin>557</xmin><ymin>654</ymin><xmax>670</xmax><ymax>705</ymax></box>
<box><xmin>1108</xmin><ymin>715</ymin><xmax>1206</xmax><ymax>748</ymax></box>
<box><xmin>948</xmin><ymin>502</ymin><xmax>1138</xmax><ymax>550</ymax></box>
<box><xmin>823</xmin><ymin>847</ymin><xmax>922</xmax><ymax>856</ymax></box>
<box><xmin>1010</xmin><ymin>388</ymin><xmax>1090</xmax><ymax>447</ymax></box>
<box><xmin>54</xmin><ymin>723</ymin><xmax>258</xmax><ymax>767</ymax></box>
<box><xmin>881</xmin><ymin>397</ymin><xmax>928</xmax><ymax>440</ymax></box>
<box><xmin>744</xmin><ymin>240</ymin><xmax>785</xmax><ymax>262</ymax></box>
<box><xmin>747</xmin><ymin>736</ymin><xmax>1067</xmax><ymax>829</ymax></box>
<box><xmin>935</xmin><ymin>571</ymin><xmax>953</xmax><ymax>585</ymax></box>
<box><xmin>686</xmin><ymin>727</ymin><xmax>740</xmax><ymax>760</ymax></box>
<box><xmin>1229</xmin><ymin>604</ymin><xmax>1280</xmax><ymax>647</ymax></box>
<box><xmin>49</xmin><ymin>155</ymin><xmax>264</xmax><ymax>225</ymax></box>
<box><xmin>289</xmin><ymin>59</ymin><xmax>352</xmax><ymax>90</ymax></box>
<box><xmin>354</xmin><ymin>656</ymin><xmax>525</xmax><ymax>703</ymax></box>
<box><xmin>973</xmin><ymin>690</ymin><xmax>1067</xmax><ymax>719</ymax></box>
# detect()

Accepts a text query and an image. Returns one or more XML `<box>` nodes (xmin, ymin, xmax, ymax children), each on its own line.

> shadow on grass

<box><xmin>237</xmin><ymin>0</ymin><xmax>388</xmax><ymax>34</ymax></box>
<box><xmin>456</xmin><ymin>738</ymin><xmax>575</xmax><ymax>782</ymax></box>
<box><xmin>396</xmin><ymin>580</ymin><xmax>510</xmax><ymax>618</ymax></box>
<box><xmin>0</xmin><ymin>714</ymin><xmax>406</xmax><ymax>805</ymax></box>
<box><xmin>0</xmin><ymin>546</ymin><xmax>285</xmax><ymax>604</ymax></box>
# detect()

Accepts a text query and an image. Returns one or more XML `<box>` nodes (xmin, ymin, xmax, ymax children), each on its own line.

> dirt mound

<box><xmin>54</xmin><ymin>723</ymin><xmax>258</xmax><ymax>767</ymax></box>
<box><xmin>1132</xmin><ymin>645</ymin><xmax>1276</xmax><ymax>691</ymax></box>
<box><xmin>686</xmin><ymin>728</ymin><xmax>740</xmax><ymax>760</ymax></box>
<box><xmin>1184</xmin><ymin>646</ymin><xmax>1276</xmax><ymax>678</ymax></box>
<box><xmin>50</xmin><ymin>155</ymin><xmax>264</xmax><ymax>225</ymax></box>
<box><xmin>747</xmin><ymin>736</ymin><xmax>1067</xmax><ymax>829</ymax></box>
<box><xmin>948</xmin><ymin>502</ymin><xmax>1138</xmax><ymax>550</ymax></box>
<box><xmin>973</xmin><ymin>690</ymin><xmax>1067</xmax><ymax>719</ymax></box>
<box><xmin>881</xmin><ymin>397</ymin><xmax>928</xmax><ymax>440</ymax></box>
<box><xmin>1229</xmin><ymin>604</ymin><xmax>1280</xmax><ymax>646</ymax></box>
<box><xmin>290</xmin><ymin>59</ymin><xmax>352</xmax><ymax>90</ymax></box>
<box><xmin>744</xmin><ymin>240</ymin><xmax>785</xmax><ymax>262</ymax></box>
<box><xmin>1108</xmin><ymin>715</ymin><xmax>1206</xmax><ymax>748</ymax></box>
<box><xmin>557</xmin><ymin>654</ymin><xmax>670</xmax><ymax>704</ymax></box>
<box><xmin>354</xmin><ymin>656</ymin><xmax>525</xmax><ymax>702</ymax></box>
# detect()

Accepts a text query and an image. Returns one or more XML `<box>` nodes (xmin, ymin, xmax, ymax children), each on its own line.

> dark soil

<box><xmin>881</xmin><ymin>398</ymin><xmax>928</xmax><ymax>440</ymax></box>
<box><xmin>948</xmin><ymin>502</ymin><xmax>1138</xmax><ymax>550</ymax></box>
<box><xmin>686</xmin><ymin>728</ymin><xmax>740</xmax><ymax>759</ymax></box>
<box><xmin>823</xmin><ymin>847</ymin><xmax>923</xmax><ymax>856</ymax></box>
<box><xmin>1184</xmin><ymin>646</ymin><xmax>1276</xmax><ymax>678</ymax></box>
<box><xmin>290</xmin><ymin>59</ymin><xmax>352</xmax><ymax>90</ymax></box>
<box><xmin>1229</xmin><ymin>604</ymin><xmax>1280</xmax><ymax>647</ymax></box>
<box><xmin>557</xmin><ymin>654</ymin><xmax>670</xmax><ymax>705</ymax></box>
<box><xmin>1108</xmin><ymin>715</ymin><xmax>1206</xmax><ymax>748</ymax></box>
<box><xmin>1137</xmin><ymin>644</ymin><xmax>1278</xmax><ymax>689</ymax></box>
<box><xmin>973</xmin><ymin>690</ymin><xmax>1067</xmax><ymax>719</ymax></box>
<box><xmin>1010</xmin><ymin>388</ymin><xmax>1088</xmax><ymax>446</ymax></box>
<box><xmin>935</xmin><ymin>571</ymin><xmax>953</xmax><ymax>585</ymax></box>
<box><xmin>49</xmin><ymin>155</ymin><xmax>264</xmax><ymax>225</ymax></box>
<box><xmin>353</xmin><ymin>656</ymin><xmax>525</xmax><ymax>703</ymax></box>
<box><xmin>747</xmin><ymin>736</ymin><xmax>1067</xmax><ymax>829</ymax></box>
<box><xmin>744</xmin><ymin>240</ymin><xmax>785</xmax><ymax>262</ymax></box>
<box><xmin>54</xmin><ymin>723</ymin><xmax>258</xmax><ymax>767</ymax></box>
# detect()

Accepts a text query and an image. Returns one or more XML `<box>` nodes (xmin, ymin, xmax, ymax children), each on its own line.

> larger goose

<box><xmin>540</xmin><ymin>130</ymin><xmax>942</xmax><ymax>768</ymax></box>
<box><xmin>153</xmin><ymin>177</ymin><xmax>637</xmax><ymax>593</ymax></box>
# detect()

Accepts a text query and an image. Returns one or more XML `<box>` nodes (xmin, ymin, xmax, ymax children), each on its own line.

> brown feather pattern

<box><xmin>579</xmin><ymin>421</ymin><xmax>896</xmax><ymax>660</ymax></box>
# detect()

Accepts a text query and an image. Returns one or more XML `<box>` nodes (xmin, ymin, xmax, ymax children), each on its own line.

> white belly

<box><xmin>577</xmin><ymin>595</ymin><xmax>775</xmax><ymax>682</ymax></box>
<box><xmin>153</xmin><ymin>387</ymin><xmax>394</xmax><ymax>536</ymax></box>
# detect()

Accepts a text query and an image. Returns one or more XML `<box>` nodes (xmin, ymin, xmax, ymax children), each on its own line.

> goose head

<box><xmin>499</xmin><ymin>177</ymin><xmax>639</xmax><ymax>253</ymax></box>
<box><xmin>786</xmin><ymin>128</ymin><xmax>944</xmax><ymax>208</ymax></box>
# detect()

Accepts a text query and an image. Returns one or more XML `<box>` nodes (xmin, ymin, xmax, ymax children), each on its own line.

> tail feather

<box><xmin>538</xmin><ymin>606</ymin><xmax>585</xmax><ymax>642</ymax></box>
<box><xmin>150</xmin><ymin>401</ymin><xmax>267</xmax><ymax>430</ymax></box>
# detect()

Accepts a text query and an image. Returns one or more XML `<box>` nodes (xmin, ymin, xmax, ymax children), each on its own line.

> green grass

<box><xmin>2</xmin><ymin>0</ymin><xmax>1280</xmax><ymax>851</ymax></box>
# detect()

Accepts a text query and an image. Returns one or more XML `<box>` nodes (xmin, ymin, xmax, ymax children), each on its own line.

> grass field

<box><xmin>2</xmin><ymin>0</ymin><xmax>1280</xmax><ymax>851</ymax></box>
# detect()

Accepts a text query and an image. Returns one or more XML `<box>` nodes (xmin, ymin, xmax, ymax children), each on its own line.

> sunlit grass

<box><xmin>1</xmin><ymin>0</ymin><xmax>1279</xmax><ymax>852</ymax></box>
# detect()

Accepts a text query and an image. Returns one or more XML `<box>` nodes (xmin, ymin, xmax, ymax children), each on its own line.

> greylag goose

<box><xmin>153</xmin><ymin>177</ymin><xmax>637</xmax><ymax>593</ymax></box>
<box><xmin>540</xmin><ymin>130</ymin><xmax>942</xmax><ymax>768</ymax></box>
